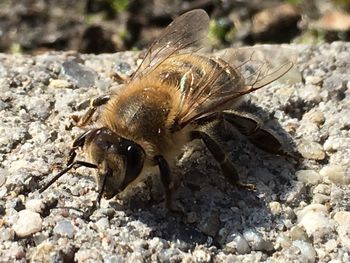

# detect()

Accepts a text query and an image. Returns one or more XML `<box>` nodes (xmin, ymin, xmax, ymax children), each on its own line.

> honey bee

<box><xmin>39</xmin><ymin>9</ymin><xmax>293</xmax><ymax>212</ymax></box>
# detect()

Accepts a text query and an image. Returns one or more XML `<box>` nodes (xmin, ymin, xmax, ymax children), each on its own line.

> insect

<box><xmin>39</xmin><ymin>9</ymin><xmax>293</xmax><ymax>212</ymax></box>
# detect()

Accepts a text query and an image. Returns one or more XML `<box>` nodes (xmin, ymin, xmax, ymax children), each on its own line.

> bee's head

<box><xmin>82</xmin><ymin>127</ymin><xmax>145</xmax><ymax>200</ymax></box>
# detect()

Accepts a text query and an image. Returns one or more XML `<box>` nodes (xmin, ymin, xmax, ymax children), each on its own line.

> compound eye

<box><xmin>121</xmin><ymin>140</ymin><xmax>145</xmax><ymax>187</ymax></box>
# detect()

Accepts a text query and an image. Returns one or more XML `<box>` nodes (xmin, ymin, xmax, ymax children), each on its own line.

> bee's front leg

<box><xmin>190</xmin><ymin>130</ymin><xmax>255</xmax><ymax>191</ymax></box>
<box><xmin>154</xmin><ymin>155</ymin><xmax>184</xmax><ymax>214</ymax></box>
<box><xmin>72</xmin><ymin>95</ymin><xmax>110</xmax><ymax>127</ymax></box>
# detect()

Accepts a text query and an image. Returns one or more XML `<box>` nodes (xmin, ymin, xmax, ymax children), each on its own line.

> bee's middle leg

<box><xmin>74</xmin><ymin>95</ymin><xmax>110</xmax><ymax>127</ymax></box>
<box><xmin>190</xmin><ymin>130</ymin><xmax>255</xmax><ymax>191</ymax></box>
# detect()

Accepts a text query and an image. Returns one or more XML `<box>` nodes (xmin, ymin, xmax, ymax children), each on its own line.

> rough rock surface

<box><xmin>0</xmin><ymin>42</ymin><xmax>349</xmax><ymax>262</ymax></box>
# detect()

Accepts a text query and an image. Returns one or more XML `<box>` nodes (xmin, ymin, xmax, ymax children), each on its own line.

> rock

<box><xmin>243</xmin><ymin>229</ymin><xmax>273</xmax><ymax>252</ymax></box>
<box><xmin>62</xmin><ymin>60</ymin><xmax>96</xmax><ymax>87</ymax></box>
<box><xmin>49</xmin><ymin>79</ymin><xmax>72</xmax><ymax>89</ymax></box>
<box><xmin>302</xmin><ymin>110</ymin><xmax>325</xmax><ymax>125</ymax></box>
<box><xmin>297</xmin><ymin>140</ymin><xmax>325</xmax><ymax>160</ymax></box>
<box><xmin>225</xmin><ymin>232</ymin><xmax>251</xmax><ymax>254</ymax></box>
<box><xmin>289</xmin><ymin>226</ymin><xmax>310</xmax><ymax>242</ymax></box>
<box><xmin>334</xmin><ymin>211</ymin><xmax>350</xmax><ymax>251</ymax></box>
<box><xmin>296</xmin><ymin>170</ymin><xmax>322</xmax><ymax>185</ymax></box>
<box><xmin>0</xmin><ymin>168</ymin><xmax>7</xmax><ymax>187</ymax></box>
<box><xmin>297</xmin><ymin>204</ymin><xmax>333</xmax><ymax>239</ymax></box>
<box><xmin>320</xmin><ymin>165</ymin><xmax>348</xmax><ymax>185</ymax></box>
<box><xmin>293</xmin><ymin>240</ymin><xmax>316</xmax><ymax>263</ymax></box>
<box><xmin>192</xmin><ymin>249</ymin><xmax>211</xmax><ymax>263</ymax></box>
<box><xmin>13</xmin><ymin>210</ymin><xmax>42</xmax><ymax>237</ymax></box>
<box><xmin>25</xmin><ymin>199</ymin><xmax>44</xmax><ymax>213</ymax></box>
<box><xmin>269</xmin><ymin>201</ymin><xmax>282</xmax><ymax>215</ymax></box>
<box><xmin>53</xmin><ymin>219</ymin><xmax>75</xmax><ymax>238</ymax></box>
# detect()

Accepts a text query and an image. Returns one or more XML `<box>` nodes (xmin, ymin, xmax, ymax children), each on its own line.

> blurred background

<box><xmin>0</xmin><ymin>0</ymin><xmax>349</xmax><ymax>54</ymax></box>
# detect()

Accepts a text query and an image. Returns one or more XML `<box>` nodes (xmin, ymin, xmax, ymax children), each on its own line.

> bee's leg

<box><xmin>222</xmin><ymin>110</ymin><xmax>285</xmax><ymax>155</ymax></box>
<box><xmin>154</xmin><ymin>155</ymin><xmax>184</xmax><ymax>213</ymax></box>
<box><xmin>75</xmin><ymin>95</ymin><xmax>110</xmax><ymax>127</ymax></box>
<box><xmin>190</xmin><ymin>130</ymin><xmax>255</xmax><ymax>191</ymax></box>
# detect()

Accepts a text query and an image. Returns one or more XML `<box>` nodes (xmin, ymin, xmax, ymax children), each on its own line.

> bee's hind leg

<box><xmin>221</xmin><ymin>110</ymin><xmax>300</xmax><ymax>159</ymax></box>
<box><xmin>73</xmin><ymin>95</ymin><xmax>110</xmax><ymax>127</ymax></box>
<box><xmin>190</xmin><ymin>130</ymin><xmax>255</xmax><ymax>191</ymax></box>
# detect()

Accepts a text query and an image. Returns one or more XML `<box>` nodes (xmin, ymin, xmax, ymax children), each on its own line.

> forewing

<box><xmin>130</xmin><ymin>9</ymin><xmax>210</xmax><ymax>81</ymax></box>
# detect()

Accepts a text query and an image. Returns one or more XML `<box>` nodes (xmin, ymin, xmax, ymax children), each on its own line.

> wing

<box><xmin>174</xmin><ymin>51</ymin><xmax>293</xmax><ymax>129</ymax></box>
<box><xmin>130</xmin><ymin>9</ymin><xmax>210</xmax><ymax>81</ymax></box>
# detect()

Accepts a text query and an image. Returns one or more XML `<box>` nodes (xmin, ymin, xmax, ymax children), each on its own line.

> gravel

<box><xmin>0</xmin><ymin>42</ymin><xmax>349</xmax><ymax>262</ymax></box>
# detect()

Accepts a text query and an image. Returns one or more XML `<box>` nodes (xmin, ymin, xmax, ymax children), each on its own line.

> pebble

<box><xmin>302</xmin><ymin>110</ymin><xmax>325</xmax><ymax>125</ymax></box>
<box><xmin>324</xmin><ymin>137</ymin><xmax>350</xmax><ymax>152</ymax></box>
<box><xmin>25</xmin><ymin>199</ymin><xmax>44</xmax><ymax>213</ymax></box>
<box><xmin>296</xmin><ymin>170</ymin><xmax>322</xmax><ymax>185</ymax></box>
<box><xmin>319</xmin><ymin>165</ymin><xmax>348</xmax><ymax>185</ymax></box>
<box><xmin>289</xmin><ymin>226</ymin><xmax>309</xmax><ymax>242</ymax></box>
<box><xmin>243</xmin><ymin>229</ymin><xmax>273</xmax><ymax>252</ymax></box>
<box><xmin>48</xmin><ymin>79</ymin><xmax>72</xmax><ymax>89</ymax></box>
<box><xmin>275</xmin><ymin>233</ymin><xmax>292</xmax><ymax>249</ymax></box>
<box><xmin>192</xmin><ymin>249</ymin><xmax>211</xmax><ymax>263</ymax></box>
<box><xmin>0</xmin><ymin>168</ymin><xmax>7</xmax><ymax>187</ymax></box>
<box><xmin>62</xmin><ymin>60</ymin><xmax>96</xmax><ymax>87</ymax></box>
<box><xmin>13</xmin><ymin>210</ymin><xmax>42</xmax><ymax>237</ymax></box>
<box><xmin>297</xmin><ymin>204</ymin><xmax>332</xmax><ymax>238</ymax></box>
<box><xmin>225</xmin><ymin>232</ymin><xmax>251</xmax><ymax>254</ymax></box>
<box><xmin>95</xmin><ymin>217</ymin><xmax>110</xmax><ymax>231</ymax></box>
<box><xmin>293</xmin><ymin>240</ymin><xmax>316</xmax><ymax>263</ymax></box>
<box><xmin>53</xmin><ymin>219</ymin><xmax>75</xmax><ymax>238</ymax></box>
<box><xmin>324</xmin><ymin>239</ymin><xmax>338</xmax><ymax>252</ymax></box>
<box><xmin>333</xmin><ymin>211</ymin><xmax>350</xmax><ymax>251</ymax></box>
<box><xmin>297</xmin><ymin>140</ymin><xmax>325</xmax><ymax>160</ymax></box>
<box><xmin>312</xmin><ymin>184</ymin><xmax>331</xmax><ymax>195</ymax></box>
<box><xmin>198</xmin><ymin>211</ymin><xmax>220</xmax><ymax>237</ymax></box>
<box><xmin>269</xmin><ymin>201</ymin><xmax>282</xmax><ymax>215</ymax></box>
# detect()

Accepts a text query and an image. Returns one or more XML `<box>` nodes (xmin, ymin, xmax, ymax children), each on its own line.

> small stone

<box><xmin>299</xmin><ymin>84</ymin><xmax>322</xmax><ymax>103</ymax></box>
<box><xmin>275</xmin><ymin>233</ymin><xmax>292</xmax><ymax>249</ymax></box>
<box><xmin>192</xmin><ymin>249</ymin><xmax>211</xmax><ymax>263</ymax></box>
<box><xmin>324</xmin><ymin>239</ymin><xmax>338</xmax><ymax>252</ymax></box>
<box><xmin>293</xmin><ymin>240</ymin><xmax>316</xmax><ymax>263</ymax></box>
<box><xmin>13</xmin><ymin>210</ymin><xmax>42</xmax><ymax>237</ymax></box>
<box><xmin>0</xmin><ymin>168</ymin><xmax>7</xmax><ymax>187</ymax></box>
<box><xmin>312</xmin><ymin>184</ymin><xmax>330</xmax><ymax>195</ymax></box>
<box><xmin>334</xmin><ymin>211</ymin><xmax>350</xmax><ymax>251</ymax></box>
<box><xmin>48</xmin><ymin>79</ymin><xmax>72</xmax><ymax>89</ymax></box>
<box><xmin>302</xmin><ymin>110</ymin><xmax>325</xmax><ymax>125</ymax></box>
<box><xmin>225</xmin><ymin>232</ymin><xmax>251</xmax><ymax>254</ymax></box>
<box><xmin>31</xmin><ymin>241</ymin><xmax>54</xmax><ymax>263</ymax></box>
<box><xmin>62</xmin><ymin>60</ymin><xmax>96</xmax><ymax>87</ymax></box>
<box><xmin>198</xmin><ymin>211</ymin><xmax>220</xmax><ymax>237</ymax></box>
<box><xmin>296</xmin><ymin>170</ymin><xmax>322</xmax><ymax>185</ymax></box>
<box><xmin>243</xmin><ymin>229</ymin><xmax>273</xmax><ymax>252</ymax></box>
<box><xmin>304</xmin><ymin>76</ymin><xmax>322</xmax><ymax>85</ymax></box>
<box><xmin>324</xmin><ymin>137</ymin><xmax>350</xmax><ymax>152</ymax></box>
<box><xmin>297</xmin><ymin>140</ymin><xmax>325</xmax><ymax>160</ymax></box>
<box><xmin>53</xmin><ymin>219</ymin><xmax>75</xmax><ymax>238</ymax></box>
<box><xmin>312</xmin><ymin>193</ymin><xmax>330</xmax><ymax>204</ymax></box>
<box><xmin>269</xmin><ymin>201</ymin><xmax>282</xmax><ymax>215</ymax></box>
<box><xmin>297</xmin><ymin>204</ymin><xmax>332</xmax><ymax>238</ymax></box>
<box><xmin>95</xmin><ymin>217</ymin><xmax>109</xmax><ymax>231</ymax></box>
<box><xmin>289</xmin><ymin>226</ymin><xmax>309</xmax><ymax>242</ymax></box>
<box><xmin>320</xmin><ymin>165</ymin><xmax>348</xmax><ymax>185</ymax></box>
<box><xmin>25</xmin><ymin>199</ymin><xmax>44</xmax><ymax>213</ymax></box>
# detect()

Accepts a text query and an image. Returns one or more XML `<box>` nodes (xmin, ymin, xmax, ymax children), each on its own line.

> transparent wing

<box><xmin>130</xmin><ymin>9</ymin><xmax>210</xmax><ymax>81</ymax></box>
<box><xmin>175</xmin><ymin>51</ymin><xmax>294</xmax><ymax>128</ymax></box>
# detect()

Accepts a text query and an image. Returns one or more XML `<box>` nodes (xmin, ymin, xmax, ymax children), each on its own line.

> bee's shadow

<box><xmin>113</xmin><ymin>102</ymin><xmax>301</xmax><ymax>249</ymax></box>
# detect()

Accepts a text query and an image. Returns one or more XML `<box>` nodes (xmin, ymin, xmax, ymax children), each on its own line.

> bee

<box><xmin>39</xmin><ymin>9</ymin><xmax>293</xmax><ymax>212</ymax></box>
